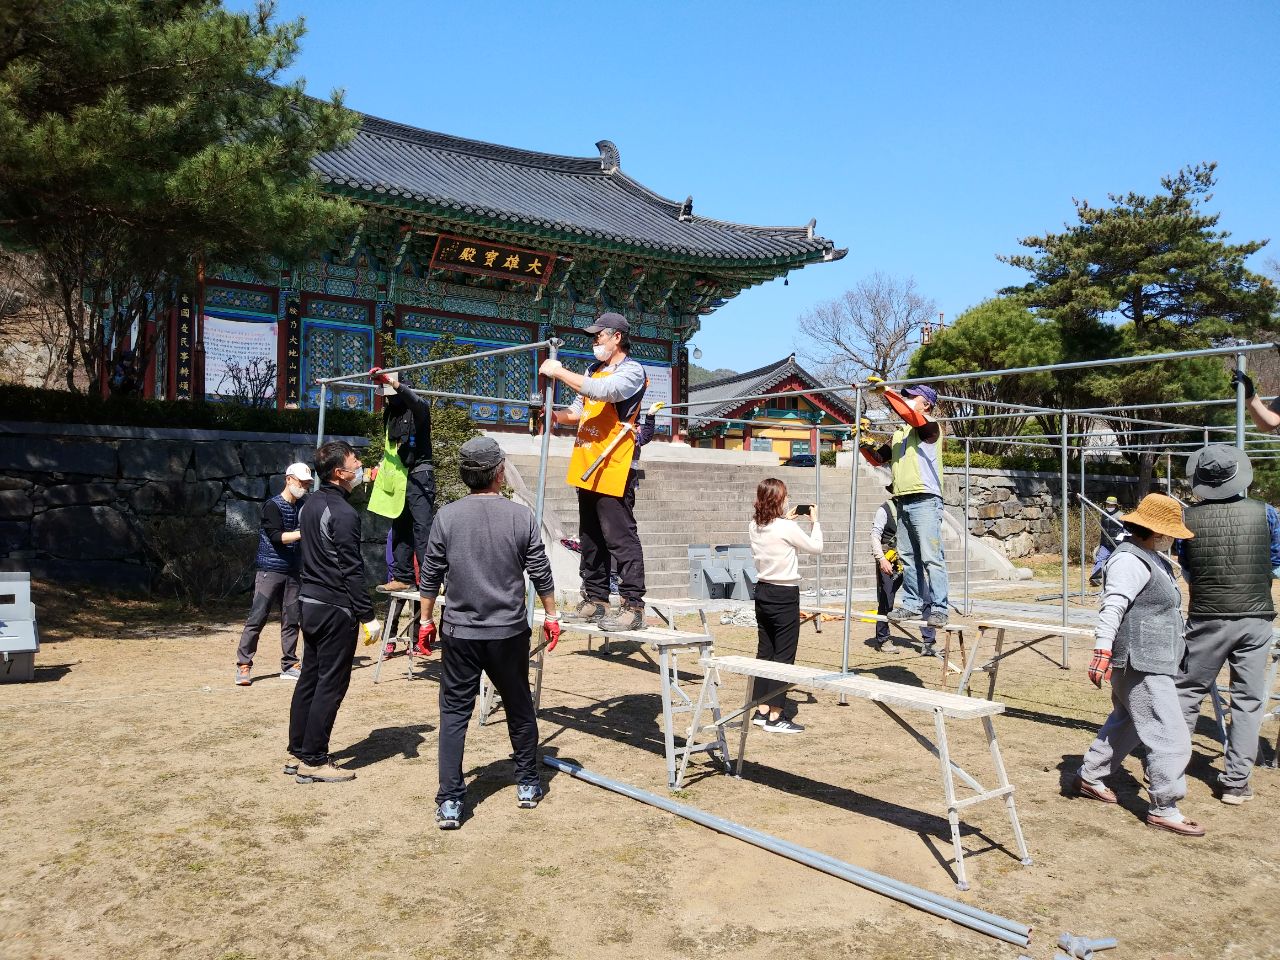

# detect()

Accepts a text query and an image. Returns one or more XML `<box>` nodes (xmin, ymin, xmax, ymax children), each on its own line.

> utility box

<box><xmin>720</xmin><ymin>544</ymin><xmax>758</xmax><ymax>602</ymax></box>
<box><xmin>688</xmin><ymin>545</ymin><xmax>735</xmax><ymax>600</ymax></box>
<box><xmin>0</xmin><ymin>572</ymin><xmax>39</xmax><ymax>684</ymax></box>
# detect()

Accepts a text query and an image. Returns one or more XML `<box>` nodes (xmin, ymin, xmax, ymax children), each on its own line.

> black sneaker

<box><xmin>516</xmin><ymin>783</ymin><xmax>544</xmax><ymax>808</ymax></box>
<box><xmin>1221</xmin><ymin>783</ymin><xmax>1254</xmax><ymax>805</ymax></box>
<box><xmin>436</xmin><ymin>799</ymin><xmax>463</xmax><ymax>829</ymax></box>
<box><xmin>563</xmin><ymin>599</ymin><xmax>607</xmax><ymax>623</ymax></box>
<box><xmin>752</xmin><ymin>712</ymin><xmax>770</xmax><ymax>727</ymax></box>
<box><xmin>599</xmin><ymin>602</ymin><xmax>645</xmax><ymax>632</ymax></box>
<box><xmin>763</xmin><ymin>716</ymin><xmax>805</xmax><ymax>734</ymax></box>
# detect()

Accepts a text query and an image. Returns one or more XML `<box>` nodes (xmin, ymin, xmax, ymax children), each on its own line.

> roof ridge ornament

<box><xmin>596</xmin><ymin>140</ymin><xmax>620</xmax><ymax>173</ymax></box>
<box><xmin>805</xmin><ymin>218</ymin><xmax>816</xmax><ymax>239</ymax></box>
<box><xmin>679</xmin><ymin>196</ymin><xmax>694</xmax><ymax>222</ymax></box>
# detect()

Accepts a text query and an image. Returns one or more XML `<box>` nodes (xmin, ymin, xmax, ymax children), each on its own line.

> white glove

<box><xmin>647</xmin><ymin>401</ymin><xmax>665</xmax><ymax>416</ymax></box>
<box><xmin>539</xmin><ymin>358</ymin><xmax>564</xmax><ymax>378</ymax></box>
<box><xmin>360</xmin><ymin>619</ymin><xmax>383</xmax><ymax>645</ymax></box>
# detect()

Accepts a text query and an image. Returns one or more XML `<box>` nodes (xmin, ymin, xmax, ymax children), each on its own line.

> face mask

<box><xmin>1152</xmin><ymin>535</ymin><xmax>1174</xmax><ymax>553</ymax></box>
<box><xmin>352</xmin><ymin>466</ymin><xmax>365</xmax><ymax>487</ymax></box>
<box><xmin>592</xmin><ymin>342</ymin><xmax>613</xmax><ymax>362</ymax></box>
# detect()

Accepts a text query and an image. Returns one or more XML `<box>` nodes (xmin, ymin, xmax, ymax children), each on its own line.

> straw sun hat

<box><xmin>1118</xmin><ymin>493</ymin><xmax>1194</xmax><ymax>540</ymax></box>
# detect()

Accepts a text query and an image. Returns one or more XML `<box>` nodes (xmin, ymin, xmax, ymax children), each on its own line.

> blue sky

<box><xmin>241</xmin><ymin>0</ymin><xmax>1280</xmax><ymax>373</ymax></box>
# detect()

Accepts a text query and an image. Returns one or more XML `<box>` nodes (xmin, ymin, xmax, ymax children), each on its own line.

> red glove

<box><xmin>416</xmin><ymin>620</ymin><xmax>436</xmax><ymax>656</ymax></box>
<box><xmin>543</xmin><ymin>618</ymin><xmax>562</xmax><ymax>652</ymax></box>
<box><xmin>369</xmin><ymin>365</ymin><xmax>392</xmax><ymax>386</ymax></box>
<box><xmin>1087</xmin><ymin>649</ymin><xmax>1113</xmax><ymax>688</ymax></box>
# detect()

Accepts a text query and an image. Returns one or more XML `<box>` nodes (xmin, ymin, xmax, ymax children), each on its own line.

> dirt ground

<box><xmin>1</xmin><ymin>577</ymin><xmax>1278</xmax><ymax>960</ymax></box>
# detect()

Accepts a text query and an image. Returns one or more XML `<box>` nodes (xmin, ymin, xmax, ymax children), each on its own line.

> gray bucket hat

<box><xmin>1187</xmin><ymin>443</ymin><xmax>1253</xmax><ymax>501</ymax></box>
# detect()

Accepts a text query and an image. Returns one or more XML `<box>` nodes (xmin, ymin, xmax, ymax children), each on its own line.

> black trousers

<box><xmin>288</xmin><ymin>601</ymin><xmax>359</xmax><ymax>765</ymax></box>
<box><xmin>577</xmin><ymin>472</ymin><xmax>645</xmax><ymax>605</ymax></box>
<box><xmin>753</xmin><ymin>580</ymin><xmax>800</xmax><ymax>710</ymax></box>
<box><xmin>236</xmin><ymin>570</ymin><xmax>300</xmax><ymax>669</ymax></box>
<box><xmin>391</xmin><ymin>466</ymin><xmax>436</xmax><ymax>583</ymax></box>
<box><xmin>436</xmin><ymin>629</ymin><xmax>539</xmax><ymax>804</ymax></box>
<box><xmin>874</xmin><ymin>564</ymin><xmax>935</xmax><ymax>644</ymax></box>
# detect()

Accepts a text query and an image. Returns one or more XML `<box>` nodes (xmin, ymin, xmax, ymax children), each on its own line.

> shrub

<box><xmin>140</xmin><ymin>515</ymin><xmax>256</xmax><ymax>610</ymax></box>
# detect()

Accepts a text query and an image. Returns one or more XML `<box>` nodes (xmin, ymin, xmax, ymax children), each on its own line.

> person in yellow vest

<box><xmin>366</xmin><ymin>369</ymin><xmax>435</xmax><ymax>626</ymax></box>
<box><xmin>859</xmin><ymin>382</ymin><xmax>949</xmax><ymax>629</ymax></box>
<box><xmin>538</xmin><ymin>312</ymin><xmax>649</xmax><ymax>632</ymax></box>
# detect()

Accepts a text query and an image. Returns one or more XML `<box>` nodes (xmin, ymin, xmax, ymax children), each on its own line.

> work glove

<box><xmin>360</xmin><ymin>619</ymin><xmax>384</xmax><ymax>646</ymax></box>
<box><xmin>539</xmin><ymin>358</ymin><xmax>564</xmax><ymax>378</ymax></box>
<box><xmin>1087</xmin><ymin>649</ymin><xmax>1113</xmax><ymax>688</ymax></box>
<box><xmin>858</xmin><ymin>417</ymin><xmax>873</xmax><ymax>435</ymax></box>
<box><xmin>1231</xmin><ymin>369</ymin><xmax>1255</xmax><ymax>400</ymax></box>
<box><xmin>647</xmin><ymin>401</ymin><xmax>665</xmax><ymax>416</ymax></box>
<box><xmin>865</xmin><ymin>374</ymin><xmax>887</xmax><ymax>394</ymax></box>
<box><xmin>416</xmin><ymin>620</ymin><xmax>436</xmax><ymax>655</ymax></box>
<box><xmin>543</xmin><ymin>616</ymin><xmax>562</xmax><ymax>652</ymax></box>
<box><xmin>369</xmin><ymin>366</ymin><xmax>392</xmax><ymax>387</ymax></box>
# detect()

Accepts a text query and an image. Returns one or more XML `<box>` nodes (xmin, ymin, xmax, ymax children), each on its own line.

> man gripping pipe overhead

<box><xmin>537</xmin><ymin>312</ymin><xmax>649</xmax><ymax>632</ymax></box>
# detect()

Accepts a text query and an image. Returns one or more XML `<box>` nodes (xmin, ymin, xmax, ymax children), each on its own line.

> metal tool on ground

<box><xmin>544</xmin><ymin>757</ymin><xmax>1032</xmax><ymax>948</ymax></box>
<box><xmin>1057</xmin><ymin>931</ymin><xmax>1118</xmax><ymax>958</ymax></box>
<box><xmin>678</xmin><ymin>654</ymin><xmax>1032</xmax><ymax>889</ymax></box>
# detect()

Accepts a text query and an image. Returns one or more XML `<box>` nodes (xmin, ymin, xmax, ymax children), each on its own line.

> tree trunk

<box><xmin>1136</xmin><ymin>451</ymin><xmax>1157</xmax><ymax>497</ymax></box>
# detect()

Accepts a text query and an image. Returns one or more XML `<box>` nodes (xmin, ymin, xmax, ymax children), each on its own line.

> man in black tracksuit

<box><xmin>287</xmin><ymin>440</ymin><xmax>379</xmax><ymax>785</ymax></box>
<box><xmin>371</xmin><ymin>369</ymin><xmax>435</xmax><ymax>594</ymax></box>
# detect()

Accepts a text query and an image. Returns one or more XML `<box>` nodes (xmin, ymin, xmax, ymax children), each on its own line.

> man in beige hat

<box><xmin>1175</xmin><ymin>444</ymin><xmax>1278</xmax><ymax>806</ymax></box>
<box><xmin>1075</xmin><ymin>493</ymin><xmax>1205</xmax><ymax>836</ymax></box>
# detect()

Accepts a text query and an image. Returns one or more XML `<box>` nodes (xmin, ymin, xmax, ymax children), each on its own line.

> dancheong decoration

<box><xmin>430</xmin><ymin>234</ymin><xmax>558</xmax><ymax>286</ymax></box>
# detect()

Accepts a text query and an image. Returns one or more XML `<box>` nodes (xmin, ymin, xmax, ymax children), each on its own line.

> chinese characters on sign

<box><xmin>175</xmin><ymin>294</ymin><xmax>194</xmax><ymax>400</ymax></box>
<box><xmin>285</xmin><ymin>299</ymin><xmax>302</xmax><ymax>405</ymax></box>
<box><xmin>431</xmin><ymin>234</ymin><xmax>557</xmax><ymax>285</ymax></box>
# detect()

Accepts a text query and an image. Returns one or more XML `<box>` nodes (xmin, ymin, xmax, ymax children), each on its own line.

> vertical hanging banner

<box><xmin>284</xmin><ymin>298</ymin><xmax>302</xmax><ymax>405</ymax></box>
<box><xmin>175</xmin><ymin>294</ymin><xmax>194</xmax><ymax>400</ymax></box>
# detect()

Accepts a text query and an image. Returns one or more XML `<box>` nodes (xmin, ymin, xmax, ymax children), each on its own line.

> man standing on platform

<box><xmin>287</xmin><ymin>440</ymin><xmax>381</xmax><ymax>785</ymax></box>
<box><xmin>1175</xmin><ymin>444</ymin><xmax>1279</xmax><ymax>806</ymax></box>
<box><xmin>366</xmin><ymin>368</ymin><xmax>435</xmax><ymax>600</ymax></box>
<box><xmin>538</xmin><ymin>312</ymin><xmax>649</xmax><ymax>632</ymax></box>
<box><xmin>859</xmin><ymin>381</ymin><xmax>950</xmax><ymax>629</ymax></box>
<box><xmin>235</xmin><ymin>462</ymin><xmax>311</xmax><ymax>686</ymax></box>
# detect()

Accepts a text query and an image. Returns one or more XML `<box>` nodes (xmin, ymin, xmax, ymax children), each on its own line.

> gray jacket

<box><xmin>1107</xmin><ymin>541</ymin><xmax>1185</xmax><ymax>676</ymax></box>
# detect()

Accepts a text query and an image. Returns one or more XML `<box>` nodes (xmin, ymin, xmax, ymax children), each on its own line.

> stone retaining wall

<box><xmin>0</xmin><ymin>422</ymin><xmax>370</xmax><ymax>591</ymax></box>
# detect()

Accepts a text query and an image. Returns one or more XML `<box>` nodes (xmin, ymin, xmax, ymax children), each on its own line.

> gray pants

<box><xmin>1176</xmin><ymin>616</ymin><xmax>1273</xmax><ymax>789</ymax></box>
<box><xmin>1081</xmin><ymin>667</ymin><xmax>1190</xmax><ymax>815</ymax></box>
<box><xmin>237</xmin><ymin>570</ymin><xmax>301</xmax><ymax>670</ymax></box>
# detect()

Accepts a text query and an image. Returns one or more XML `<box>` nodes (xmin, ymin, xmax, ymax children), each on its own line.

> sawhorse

<box><xmin>941</xmin><ymin>618</ymin><xmax>1096</xmax><ymax>698</ymax></box>
<box><xmin>371</xmin><ymin>588</ymin><xmax>427</xmax><ymax>684</ymax></box>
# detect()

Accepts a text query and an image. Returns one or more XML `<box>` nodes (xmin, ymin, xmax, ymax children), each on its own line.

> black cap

<box><xmin>584</xmin><ymin>312</ymin><xmax>629</xmax><ymax>335</ymax></box>
<box><xmin>458</xmin><ymin>437</ymin><xmax>505</xmax><ymax>470</ymax></box>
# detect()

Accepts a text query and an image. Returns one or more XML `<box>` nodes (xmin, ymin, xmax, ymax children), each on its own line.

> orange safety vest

<box><xmin>567</xmin><ymin>366</ymin><xmax>648</xmax><ymax>498</ymax></box>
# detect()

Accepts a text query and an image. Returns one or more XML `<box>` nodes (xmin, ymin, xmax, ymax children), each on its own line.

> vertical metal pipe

<box><xmin>314</xmin><ymin>383</ymin><xmax>328</xmax><ymax>491</ymax></box>
<box><xmin>963</xmin><ymin>438</ymin><xmax>971</xmax><ymax>617</ymax></box>
<box><xmin>529</xmin><ymin>338</ymin><xmax>559</xmax><ymax>630</ymax></box>
<box><xmin>1079</xmin><ymin>446</ymin><xmax>1087</xmax><ymax>600</ymax></box>
<box><xmin>1237</xmin><ymin>352</ymin><xmax>1247</xmax><ymax>449</ymax></box>
<box><xmin>1060</xmin><ymin>412</ymin><xmax>1070</xmax><ymax>663</ymax></box>
<box><xmin>1165</xmin><ymin>451</ymin><xmax>1172</xmax><ymax>496</ymax></box>
<box><xmin>814</xmin><ymin>425</ymin><xmax>823</xmax><ymax>631</ymax></box>
<box><xmin>840</xmin><ymin>391</ymin><xmax>864</xmax><ymax>689</ymax></box>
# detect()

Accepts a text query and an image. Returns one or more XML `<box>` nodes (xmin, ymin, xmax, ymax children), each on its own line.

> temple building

<box><xmin>686</xmin><ymin>354</ymin><xmax>858</xmax><ymax>459</ymax></box>
<box><xmin>159</xmin><ymin>111</ymin><xmax>844</xmax><ymax>436</ymax></box>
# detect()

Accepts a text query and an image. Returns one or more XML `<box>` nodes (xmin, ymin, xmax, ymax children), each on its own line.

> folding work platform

<box><xmin>939</xmin><ymin>618</ymin><xmax>1096</xmax><ymax>698</ymax></box>
<box><xmin>678</xmin><ymin>654</ymin><xmax>1032</xmax><ymax>890</ymax></box>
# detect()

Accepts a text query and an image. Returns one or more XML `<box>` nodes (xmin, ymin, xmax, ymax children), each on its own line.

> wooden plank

<box><xmin>974</xmin><ymin>617</ymin><xmax>1094</xmax><ymax>638</ymax></box>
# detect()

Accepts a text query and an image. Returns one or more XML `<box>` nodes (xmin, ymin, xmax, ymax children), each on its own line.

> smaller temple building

<box><xmin>686</xmin><ymin>354</ymin><xmax>857</xmax><ymax>461</ymax></box>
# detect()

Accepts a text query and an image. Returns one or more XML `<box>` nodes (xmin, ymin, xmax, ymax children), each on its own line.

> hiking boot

<box><xmin>763</xmin><ymin>716</ymin><xmax>805</xmax><ymax>734</ymax></box>
<box><xmin>282</xmin><ymin>758</ymin><xmax>299</xmax><ymax>777</ymax></box>
<box><xmin>436</xmin><ymin>799</ymin><xmax>463</xmax><ymax>829</ymax></box>
<box><xmin>279</xmin><ymin>666</ymin><xmax>301</xmax><ymax>681</ymax></box>
<box><xmin>235</xmin><ymin>664</ymin><xmax>251</xmax><ymax>686</ymax></box>
<box><xmin>599</xmin><ymin>602</ymin><xmax>646</xmax><ymax>633</ymax></box>
<box><xmin>886</xmin><ymin>606</ymin><xmax>922</xmax><ymax>623</ymax></box>
<box><xmin>925</xmin><ymin>610</ymin><xmax>949</xmax><ymax>629</ymax></box>
<box><xmin>376</xmin><ymin>579</ymin><xmax>412</xmax><ymax>594</ymax></box>
<box><xmin>295</xmin><ymin>761</ymin><xmax>355</xmax><ymax>784</ymax></box>
<box><xmin>920</xmin><ymin>643</ymin><xmax>940</xmax><ymax>659</ymax></box>
<box><xmin>516</xmin><ymin>783</ymin><xmax>544</xmax><ymax>808</ymax></box>
<box><xmin>1221</xmin><ymin>783</ymin><xmax>1254</xmax><ymax>805</ymax></box>
<box><xmin>563</xmin><ymin>598</ymin><xmax>608</xmax><ymax>623</ymax></box>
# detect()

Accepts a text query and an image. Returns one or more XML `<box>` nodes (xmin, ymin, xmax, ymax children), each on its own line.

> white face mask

<box><xmin>1152</xmin><ymin>534</ymin><xmax>1174</xmax><ymax>553</ymax></box>
<box><xmin>592</xmin><ymin>342</ymin><xmax>613</xmax><ymax>363</ymax></box>
<box><xmin>352</xmin><ymin>465</ymin><xmax>365</xmax><ymax>487</ymax></box>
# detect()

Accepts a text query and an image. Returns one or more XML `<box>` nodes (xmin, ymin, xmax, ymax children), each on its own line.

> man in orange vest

<box><xmin>539</xmin><ymin>312</ymin><xmax>649</xmax><ymax>632</ymax></box>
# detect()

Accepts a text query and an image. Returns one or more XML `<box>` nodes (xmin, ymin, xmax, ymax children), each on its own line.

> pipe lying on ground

<box><xmin>1058</xmin><ymin>932</ymin><xmax>1118</xmax><ymax>957</ymax></box>
<box><xmin>543</xmin><ymin>757</ymin><xmax>1031</xmax><ymax>948</ymax></box>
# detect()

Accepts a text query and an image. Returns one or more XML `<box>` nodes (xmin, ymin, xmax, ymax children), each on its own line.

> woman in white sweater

<box><xmin>748</xmin><ymin>478</ymin><xmax>823</xmax><ymax>733</ymax></box>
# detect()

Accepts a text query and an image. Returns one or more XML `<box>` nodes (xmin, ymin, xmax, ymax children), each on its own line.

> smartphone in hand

<box><xmin>794</xmin><ymin>504</ymin><xmax>812</xmax><ymax>517</ymax></box>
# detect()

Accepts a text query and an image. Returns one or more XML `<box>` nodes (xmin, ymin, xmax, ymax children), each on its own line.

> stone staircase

<box><xmin>503</xmin><ymin>454</ymin><xmax>1013</xmax><ymax>602</ymax></box>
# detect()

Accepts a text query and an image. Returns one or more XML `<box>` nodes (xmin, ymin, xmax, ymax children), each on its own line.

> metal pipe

<box><xmin>325</xmin><ymin>380</ymin><xmax>546</xmax><ymax>409</ymax></box>
<box><xmin>664</xmin><ymin>382</ymin><xmax>852</xmax><ymax>412</ymax></box>
<box><xmin>542</xmin><ymin>757</ymin><xmax>1031</xmax><ymax>946</ymax></box>
<box><xmin>314</xmin><ymin>338</ymin><xmax>559</xmax><ymax>383</ymax></box>
<box><xmin>528</xmin><ymin>339</ymin><xmax>560</xmax><ymax>640</ymax></box>
<box><xmin>314</xmin><ymin>382</ymin><xmax>328</xmax><ymax>492</ymax></box>
<box><xmin>1079</xmin><ymin>448</ymin><xmax>1086</xmax><ymax>600</ymax></box>
<box><xmin>1060</xmin><ymin>413</ymin><xmax>1070</xmax><ymax>657</ymax></box>
<box><xmin>814</xmin><ymin>425</ymin><xmax>823</xmax><ymax>630</ymax></box>
<box><xmin>963</xmin><ymin>439</ymin><xmax>971</xmax><ymax>617</ymax></box>
<box><xmin>1237</xmin><ymin>351</ymin><xmax>1247</xmax><ymax>449</ymax></box>
<box><xmin>840</xmin><ymin>391</ymin><xmax>864</xmax><ymax>696</ymax></box>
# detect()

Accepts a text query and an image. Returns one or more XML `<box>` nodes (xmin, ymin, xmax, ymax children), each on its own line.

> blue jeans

<box><xmin>896</xmin><ymin>494</ymin><xmax>949</xmax><ymax>615</ymax></box>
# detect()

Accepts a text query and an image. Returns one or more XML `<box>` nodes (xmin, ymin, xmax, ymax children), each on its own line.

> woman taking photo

<box><xmin>1074</xmin><ymin>493</ymin><xmax>1204</xmax><ymax>836</ymax></box>
<box><xmin>748</xmin><ymin>477</ymin><xmax>823</xmax><ymax>733</ymax></box>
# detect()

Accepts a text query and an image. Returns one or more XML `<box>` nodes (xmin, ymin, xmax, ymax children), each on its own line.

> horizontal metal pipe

<box><xmin>666</xmin><ymin>382</ymin><xmax>852</xmax><ymax>412</ymax></box>
<box><xmin>314</xmin><ymin>338</ymin><xmax>556</xmax><ymax>384</ymax></box>
<box><xmin>543</xmin><ymin>757</ymin><xmax>1030</xmax><ymax>946</ymax></box>
<box><xmin>324</xmin><ymin>379</ymin><xmax>540</xmax><ymax>408</ymax></box>
<box><xmin>1072</xmin><ymin>395</ymin><xmax>1277</xmax><ymax>415</ymax></box>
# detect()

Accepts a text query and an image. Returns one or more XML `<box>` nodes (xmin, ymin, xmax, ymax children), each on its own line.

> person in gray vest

<box><xmin>1074</xmin><ymin>494</ymin><xmax>1204</xmax><ymax>837</ymax></box>
<box><xmin>1174</xmin><ymin>444</ymin><xmax>1279</xmax><ymax>805</ymax></box>
<box><xmin>867</xmin><ymin>486</ymin><xmax>937</xmax><ymax>656</ymax></box>
<box><xmin>235</xmin><ymin>462</ymin><xmax>311</xmax><ymax>686</ymax></box>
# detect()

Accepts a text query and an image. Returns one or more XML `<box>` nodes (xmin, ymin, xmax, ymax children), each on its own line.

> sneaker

<box><xmin>516</xmin><ymin>783</ymin><xmax>544</xmax><ymax>808</ymax></box>
<box><xmin>763</xmin><ymin>716</ymin><xmax>805</xmax><ymax>734</ymax></box>
<box><xmin>886</xmin><ymin>606</ymin><xmax>922</xmax><ymax>623</ymax></box>
<box><xmin>599</xmin><ymin>602</ymin><xmax>646</xmax><ymax>632</ymax></box>
<box><xmin>1221</xmin><ymin>783</ymin><xmax>1254</xmax><ymax>805</ymax></box>
<box><xmin>295</xmin><ymin>761</ymin><xmax>355</xmax><ymax>784</ymax></box>
<box><xmin>752</xmin><ymin>712</ymin><xmax>770</xmax><ymax>727</ymax></box>
<box><xmin>563</xmin><ymin>598</ymin><xmax>607</xmax><ymax>623</ymax></box>
<box><xmin>376</xmin><ymin>579</ymin><xmax>412</xmax><ymax>594</ymax></box>
<box><xmin>920</xmin><ymin>643</ymin><xmax>940</xmax><ymax>659</ymax></box>
<box><xmin>235</xmin><ymin>664</ymin><xmax>251</xmax><ymax>686</ymax></box>
<box><xmin>279</xmin><ymin>666</ymin><xmax>301</xmax><ymax>681</ymax></box>
<box><xmin>436</xmin><ymin>799</ymin><xmax>463</xmax><ymax>829</ymax></box>
<box><xmin>282</xmin><ymin>759</ymin><xmax>299</xmax><ymax>777</ymax></box>
<box><xmin>925</xmin><ymin>610</ymin><xmax>949</xmax><ymax>629</ymax></box>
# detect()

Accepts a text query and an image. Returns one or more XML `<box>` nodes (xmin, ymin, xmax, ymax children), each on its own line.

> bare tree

<box><xmin>0</xmin><ymin>246</ymin><xmax>73</xmax><ymax>388</ymax></box>
<box><xmin>216</xmin><ymin>358</ymin><xmax>278</xmax><ymax>407</ymax></box>
<box><xmin>796</xmin><ymin>272</ymin><xmax>938</xmax><ymax>382</ymax></box>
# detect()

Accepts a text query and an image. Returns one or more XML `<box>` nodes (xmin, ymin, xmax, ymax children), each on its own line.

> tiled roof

<box><xmin>312</xmin><ymin>113</ymin><xmax>846</xmax><ymax>267</ymax></box>
<box><xmin>687</xmin><ymin>355</ymin><xmax>858</xmax><ymax>428</ymax></box>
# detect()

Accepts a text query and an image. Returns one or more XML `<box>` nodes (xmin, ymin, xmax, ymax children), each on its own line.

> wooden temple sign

<box><xmin>430</xmin><ymin>234</ymin><xmax>557</xmax><ymax>285</ymax></box>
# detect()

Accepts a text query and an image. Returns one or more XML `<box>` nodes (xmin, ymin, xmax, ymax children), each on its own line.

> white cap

<box><xmin>285</xmin><ymin>462</ymin><xmax>313</xmax><ymax>482</ymax></box>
